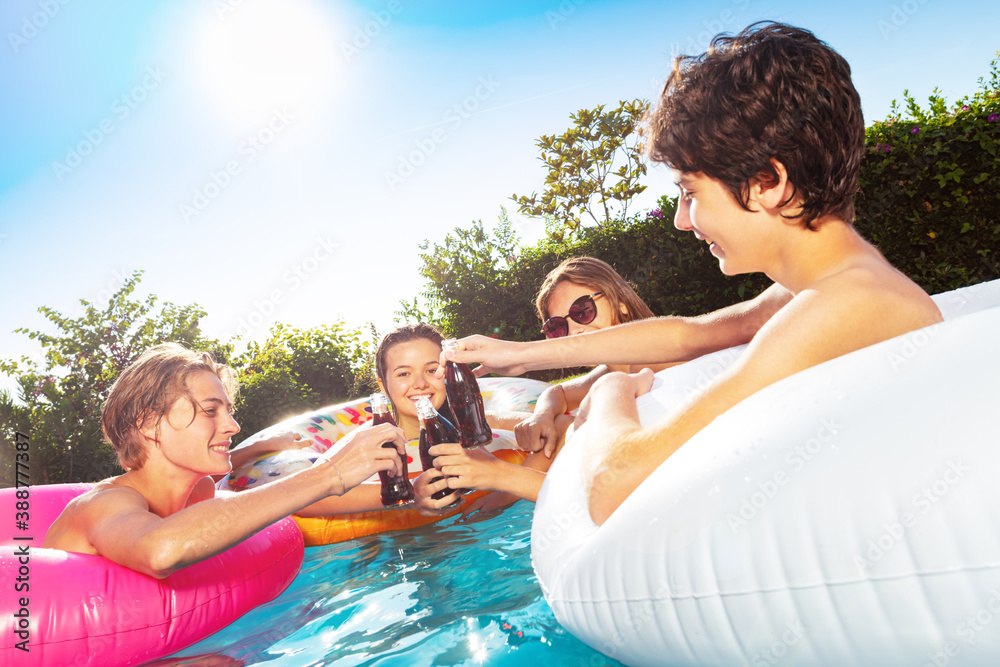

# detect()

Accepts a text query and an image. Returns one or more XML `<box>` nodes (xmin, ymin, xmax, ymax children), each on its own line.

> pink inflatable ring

<box><xmin>0</xmin><ymin>483</ymin><xmax>303</xmax><ymax>666</ymax></box>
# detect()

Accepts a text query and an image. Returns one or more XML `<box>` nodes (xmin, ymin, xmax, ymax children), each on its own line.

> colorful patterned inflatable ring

<box><xmin>477</xmin><ymin>376</ymin><xmax>551</xmax><ymax>413</ymax></box>
<box><xmin>0</xmin><ymin>483</ymin><xmax>303</xmax><ymax>667</ymax></box>
<box><xmin>226</xmin><ymin>431</ymin><xmax>529</xmax><ymax>546</ymax></box>
<box><xmin>225</xmin><ymin>376</ymin><xmax>550</xmax><ymax>474</ymax></box>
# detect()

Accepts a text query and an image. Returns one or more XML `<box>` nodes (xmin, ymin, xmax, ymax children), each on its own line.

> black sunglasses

<box><xmin>541</xmin><ymin>292</ymin><xmax>604</xmax><ymax>339</ymax></box>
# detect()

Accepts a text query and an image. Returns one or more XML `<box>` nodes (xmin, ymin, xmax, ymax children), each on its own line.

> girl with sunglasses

<box><xmin>517</xmin><ymin>257</ymin><xmax>674</xmax><ymax>456</ymax></box>
<box><xmin>429</xmin><ymin>258</ymin><xmax>665</xmax><ymax>505</ymax></box>
<box><xmin>536</xmin><ymin>257</ymin><xmax>654</xmax><ymax>348</ymax></box>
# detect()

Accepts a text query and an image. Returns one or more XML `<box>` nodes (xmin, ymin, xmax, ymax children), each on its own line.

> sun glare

<box><xmin>195</xmin><ymin>0</ymin><xmax>340</xmax><ymax>124</ymax></box>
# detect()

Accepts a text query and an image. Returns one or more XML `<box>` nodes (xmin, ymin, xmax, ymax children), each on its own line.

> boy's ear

<box><xmin>137</xmin><ymin>415</ymin><xmax>158</xmax><ymax>445</ymax></box>
<box><xmin>750</xmin><ymin>159</ymin><xmax>796</xmax><ymax>211</ymax></box>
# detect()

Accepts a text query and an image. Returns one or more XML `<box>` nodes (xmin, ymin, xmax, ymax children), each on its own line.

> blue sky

<box><xmin>1</xmin><ymin>0</ymin><xmax>998</xmax><ymax>395</ymax></box>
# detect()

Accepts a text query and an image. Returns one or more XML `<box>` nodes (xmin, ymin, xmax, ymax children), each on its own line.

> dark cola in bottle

<box><xmin>371</xmin><ymin>393</ymin><xmax>414</xmax><ymax>507</ymax></box>
<box><xmin>415</xmin><ymin>396</ymin><xmax>469</xmax><ymax>505</ymax></box>
<box><xmin>441</xmin><ymin>338</ymin><xmax>492</xmax><ymax>449</ymax></box>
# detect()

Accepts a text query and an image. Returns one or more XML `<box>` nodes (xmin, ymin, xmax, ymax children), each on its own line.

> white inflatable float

<box><xmin>532</xmin><ymin>279</ymin><xmax>1000</xmax><ymax>667</ymax></box>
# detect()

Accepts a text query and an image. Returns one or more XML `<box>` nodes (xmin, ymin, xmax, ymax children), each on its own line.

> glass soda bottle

<box><xmin>370</xmin><ymin>393</ymin><xmax>415</xmax><ymax>507</ymax></box>
<box><xmin>441</xmin><ymin>338</ymin><xmax>492</xmax><ymax>449</ymax></box>
<box><xmin>415</xmin><ymin>396</ymin><xmax>468</xmax><ymax>505</ymax></box>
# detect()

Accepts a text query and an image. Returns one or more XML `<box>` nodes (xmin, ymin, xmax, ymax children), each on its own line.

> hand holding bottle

<box><xmin>438</xmin><ymin>335</ymin><xmax>530</xmax><ymax>378</ymax></box>
<box><xmin>314</xmin><ymin>421</ymin><xmax>406</xmax><ymax>495</ymax></box>
<box><xmin>441</xmin><ymin>338</ymin><xmax>492</xmax><ymax>449</ymax></box>
<box><xmin>428</xmin><ymin>442</ymin><xmax>503</xmax><ymax>492</ymax></box>
<box><xmin>370</xmin><ymin>393</ymin><xmax>415</xmax><ymax>506</ymax></box>
<box><xmin>413</xmin><ymin>468</ymin><xmax>461</xmax><ymax>516</ymax></box>
<box><xmin>415</xmin><ymin>396</ymin><xmax>466</xmax><ymax>506</ymax></box>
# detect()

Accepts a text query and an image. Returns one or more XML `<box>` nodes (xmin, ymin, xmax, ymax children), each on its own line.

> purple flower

<box><xmin>989</xmin><ymin>113</ymin><xmax>998</xmax><ymax>123</ymax></box>
<box><xmin>883</xmin><ymin>144</ymin><xmax>892</xmax><ymax>153</ymax></box>
<box><xmin>911</xmin><ymin>126</ymin><xmax>920</xmax><ymax>135</ymax></box>
<box><xmin>647</xmin><ymin>207</ymin><xmax>663</xmax><ymax>219</ymax></box>
<box><xmin>961</xmin><ymin>105</ymin><xmax>969</xmax><ymax>111</ymax></box>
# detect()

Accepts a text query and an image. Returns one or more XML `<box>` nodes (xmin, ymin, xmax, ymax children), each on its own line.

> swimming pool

<box><xmin>166</xmin><ymin>500</ymin><xmax>623</xmax><ymax>666</ymax></box>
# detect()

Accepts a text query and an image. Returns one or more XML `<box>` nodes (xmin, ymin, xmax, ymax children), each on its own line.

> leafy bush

<box><xmin>396</xmin><ymin>212</ymin><xmax>524</xmax><ymax>341</ymax></box>
<box><xmin>856</xmin><ymin>58</ymin><xmax>1000</xmax><ymax>292</ymax></box>
<box><xmin>231</xmin><ymin>322</ymin><xmax>376</xmax><ymax>444</ymax></box>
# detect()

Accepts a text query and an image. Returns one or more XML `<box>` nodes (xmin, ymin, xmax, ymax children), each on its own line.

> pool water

<box><xmin>166</xmin><ymin>501</ymin><xmax>623</xmax><ymax>666</ymax></box>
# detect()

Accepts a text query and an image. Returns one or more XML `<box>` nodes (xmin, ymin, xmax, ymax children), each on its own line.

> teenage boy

<box><xmin>442</xmin><ymin>22</ymin><xmax>942</xmax><ymax>525</ymax></box>
<box><xmin>44</xmin><ymin>343</ymin><xmax>406</xmax><ymax>577</ymax></box>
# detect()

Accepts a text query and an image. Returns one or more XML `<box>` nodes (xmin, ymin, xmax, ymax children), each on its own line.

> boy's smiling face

<box><xmin>672</xmin><ymin>169</ymin><xmax>770</xmax><ymax>277</ymax></box>
<box><xmin>148</xmin><ymin>370</ymin><xmax>241</xmax><ymax>477</ymax></box>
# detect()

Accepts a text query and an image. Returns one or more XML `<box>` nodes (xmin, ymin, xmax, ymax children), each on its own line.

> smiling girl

<box><xmin>373</xmin><ymin>323</ymin><xmax>551</xmax><ymax>518</ymax></box>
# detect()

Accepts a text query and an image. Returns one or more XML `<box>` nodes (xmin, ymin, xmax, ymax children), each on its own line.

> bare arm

<box><xmin>431</xmin><ymin>444</ymin><xmax>547</xmax><ymax>503</ymax></box>
<box><xmin>540</xmin><ymin>367</ymin><xmax>611</xmax><ymax>413</ymax></box>
<box><xmin>513</xmin><ymin>367</ymin><xmax>610</xmax><ymax>456</ymax></box>
<box><xmin>484</xmin><ymin>409</ymin><xmax>532</xmax><ymax>432</ymax></box>
<box><xmin>292</xmin><ymin>482</ymin><xmax>387</xmax><ymax>517</ymax></box>
<box><xmin>458</xmin><ymin>450</ymin><xmax>560</xmax><ymax>517</ymax></box>
<box><xmin>443</xmin><ymin>283</ymin><xmax>793</xmax><ymax>375</ymax></box>
<box><xmin>84</xmin><ymin>423</ymin><xmax>406</xmax><ymax>578</ymax></box>
<box><xmin>441</xmin><ymin>412</ymin><xmax>567</xmax><ymax>514</ymax></box>
<box><xmin>579</xmin><ymin>281</ymin><xmax>941</xmax><ymax>525</ymax></box>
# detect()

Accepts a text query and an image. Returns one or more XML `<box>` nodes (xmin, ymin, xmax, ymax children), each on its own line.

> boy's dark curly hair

<box><xmin>644</xmin><ymin>21</ymin><xmax>865</xmax><ymax>229</ymax></box>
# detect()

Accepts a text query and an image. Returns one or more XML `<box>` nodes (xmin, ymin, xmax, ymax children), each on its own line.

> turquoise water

<box><xmin>167</xmin><ymin>501</ymin><xmax>623</xmax><ymax>666</ymax></box>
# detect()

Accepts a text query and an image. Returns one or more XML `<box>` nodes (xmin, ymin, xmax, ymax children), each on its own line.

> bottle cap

<box><xmin>370</xmin><ymin>392</ymin><xmax>390</xmax><ymax>413</ymax></box>
<box><xmin>414</xmin><ymin>396</ymin><xmax>437</xmax><ymax>420</ymax></box>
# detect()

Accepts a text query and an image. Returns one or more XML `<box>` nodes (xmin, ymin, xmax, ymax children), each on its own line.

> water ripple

<box><xmin>165</xmin><ymin>501</ymin><xmax>623</xmax><ymax>666</ymax></box>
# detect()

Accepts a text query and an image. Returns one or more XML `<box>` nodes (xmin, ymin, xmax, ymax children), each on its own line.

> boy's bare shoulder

<box><xmin>43</xmin><ymin>478</ymin><xmax>150</xmax><ymax>552</ymax></box>
<box><xmin>810</xmin><ymin>258</ymin><xmax>943</xmax><ymax>334</ymax></box>
<box><xmin>188</xmin><ymin>475</ymin><xmax>221</xmax><ymax>505</ymax></box>
<box><xmin>745</xmin><ymin>257</ymin><xmax>941</xmax><ymax>378</ymax></box>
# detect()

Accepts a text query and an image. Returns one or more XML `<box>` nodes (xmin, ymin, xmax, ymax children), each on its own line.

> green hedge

<box><xmin>855</xmin><ymin>60</ymin><xmax>1000</xmax><ymax>291</ymax></box>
